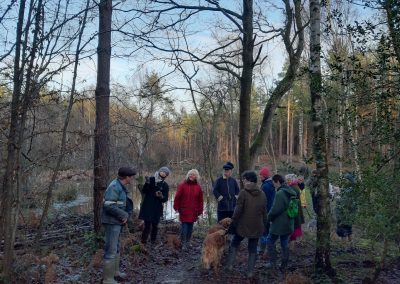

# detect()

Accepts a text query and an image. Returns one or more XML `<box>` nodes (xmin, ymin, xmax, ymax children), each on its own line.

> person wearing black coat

<box><xmin>139</xmin><ymin>166</ymin><xmax>170</xmax><ymax>244</ymax></box>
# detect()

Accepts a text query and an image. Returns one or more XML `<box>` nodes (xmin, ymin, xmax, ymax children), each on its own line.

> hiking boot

<box><xmin>227</xmin><ymin>246</ymin><xmax>238</xmax><ymax>271</ymax></box>
<box><xmin>265</xmin><ymin>243</ymin><xmax>277</xmax><ymax>269</ymax></box>
<box><xmin>280</xmin><ymin>247</ymin><xmax>289</xmax><ymax>272</ymax></box>
<box><xmin>246</xmin><ymin>252</ymin><xmax>257</xmax><ymax>278</ymax></box>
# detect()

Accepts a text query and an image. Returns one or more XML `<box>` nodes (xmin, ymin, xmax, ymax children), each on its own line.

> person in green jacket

<box><xmin>265</xmin><ymin>174</ymin><xmax>297</xmax><ymax>271</ymax></box>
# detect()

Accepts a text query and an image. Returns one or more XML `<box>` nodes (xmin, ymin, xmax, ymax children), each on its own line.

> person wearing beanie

<box><xmin>213</xmin><ymin>161</ymin><xmax>240</xmax><ymax>222</ymax></box>
<box><xmin>227</xmin><ymin>170</ymin><xmax>268</xmax><ymax>278</ymax></box>
<box><xmin>102</xmin><ymin>167</ymin><xmax>136</xmax><ymax>284</ymax></box>
<box><xmin>285</xmin><ymin>174</ymin><xmax>305</xmax><ymax>245</ymax></box>
<box><xmin>258</xmin><ymin>166</ymin><xmax>275</xmax><ymax>255</ymax></box>
<box><xmin>139</xmin><ymin>166</ymin><xmax>170</xmax><ymax>245</ymax></box>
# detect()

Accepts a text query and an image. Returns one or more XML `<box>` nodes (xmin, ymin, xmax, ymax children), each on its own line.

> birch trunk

<box><xmin>309</xmin><ymin>0</ymin><xmax>334</xmax><ymax>276</ymax></box>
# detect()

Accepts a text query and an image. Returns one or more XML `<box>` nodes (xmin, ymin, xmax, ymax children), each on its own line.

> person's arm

<box><xmin>231</xmin><ymin>191</ymin><xmax>245</xmax><ymax>225</ymax></box>
<box><xmin>267</xmin><ymin>192</ymin><xmax>285</xmax><ymax>222</ymax></box>
<box><xmin>158</xmin><ymin>183</ymin><xmax>169</xmax><ymax>203</ymax></box>
<box><xmin>173</xmin><ymin>183</ymin><xmax>183</xmax><ymax>212</ymax></box>
<box><xmin>103</xmin><ymin>185</ymin><xmax>129</xmax><ymax>222</ymax></box>
<box><xmin>197</xmin><ymin>186</ymin><xmax>204</xmax><ymax>216</ymax></box>
<box><xmin>212</xmin><ymin>179</ymin><xmax>223</xmax><ymax>202</ymax></box>
<box><xmin>234</xmin><ymin>179</ymin><xmax>240</xmax><ymax>199</ymax></box>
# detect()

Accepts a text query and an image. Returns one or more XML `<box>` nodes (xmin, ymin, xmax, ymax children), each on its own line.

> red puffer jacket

<box><xmin>173</xmin><ymin>179</ymin><xmax>204</xmax><ymax>222</ymax></box>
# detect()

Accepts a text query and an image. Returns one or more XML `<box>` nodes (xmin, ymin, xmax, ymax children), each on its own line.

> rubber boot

<box><xmin>246</xmin><ymin>253</ymin><xmax>257</xmax><ymax>278</ymax></box>
<box><xmin>114</xmin><ymin>253</ymin><xmax>127</xmax><ymax>280</ymax></box>
<box><xmin>280</xmin><ymin>247</ymin><xmax>289</xmax><ymax>272</ymax></box>
<box><xmin>227</xmin><ymin>246</ymin><xmax>238</xmax><ymax>271</ymax></box>
<box><xmin>103</xmin><ymin>259</ymin><xmax>118</xmax><ymax>284</ymax></box>
<box><xmin>265</xmin><ymin>244</ymin><xmax>277</xmax><ymax>269</ymax></box>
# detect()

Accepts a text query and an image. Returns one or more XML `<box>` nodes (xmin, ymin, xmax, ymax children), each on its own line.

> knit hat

<box><xmin>285</xmin><ymin>174</ymin><xmax>298</xmax><ymax>186</ymax></box>
<box><xmin>118</xmin><ymin>166</ymin><xmax>137</xmax><ymax>177</ymax></box>
<box><xmin>242</xmin><ymin>170</ymin><xmax>257</xmax><ymax>183</ymax></box>
<box><xmin>259</xmin><ymin>167</ymin><xmax>271</xmax><ymax>178</ymax></box>
<box><xmin>158</xmin><ymin>166</ymin><xmax>170</xmax><ymax>177</ymax></box>
<box><xmin>223</xmin><ymin>161</ymin><xmax>234</xmax><ymax>170</ymax></box>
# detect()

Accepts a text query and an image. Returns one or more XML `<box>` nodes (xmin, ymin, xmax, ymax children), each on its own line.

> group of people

<box><xmin>100</xmin><ymin>166</ymin><xmax>204</xmax><ymax>283</ymax></box>
<box><xmin>99</xmin><ymin>162</ymin><xmax>312</xmax><ymax>282</ymax></box>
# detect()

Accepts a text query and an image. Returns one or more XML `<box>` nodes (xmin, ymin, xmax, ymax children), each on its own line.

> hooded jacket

<box><xmin>231</xmin><ymin>182</ymin><xmax>268</xmax><ymax>238</ymax></box>
<box><xmin>267</xmin><ymin>184</ymin><xmax>297</xmax><ymax>236</ymax></box>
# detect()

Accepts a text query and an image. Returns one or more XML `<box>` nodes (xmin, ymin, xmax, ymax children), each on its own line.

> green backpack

<box><xmin>287</xmin><ymin>195</ymin><xmax>299</xmax><ymax>218</ymax></box>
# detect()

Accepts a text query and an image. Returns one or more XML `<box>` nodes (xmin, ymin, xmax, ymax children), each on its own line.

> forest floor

<box><xmin>8</xmin><ymin>213</ymin><xmax>400</xmax><ymax>284</ymax></box>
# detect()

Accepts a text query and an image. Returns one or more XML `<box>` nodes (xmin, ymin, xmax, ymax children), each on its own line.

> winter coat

<box><xmin>267</xmin><ymin>185</ymin><xmax>297</xmax><ymax>236</ymax></box>
<box><xmin>174</xmin><ymin>179</ymin><xmax>204</xmax><ymax>223</ymax></box>
<box><xmin>261</xmin><ymin>178</ymin><xmax>275</xmax><ymax>213</ymax></box>
<box><xmin>290</xmin><ymin>183</ymin><xmax>305</xmax><ymax>228</ymax></box>
<box><xmin>231</xmin><ymin>182</ymin><xmax>268</xmax><ymax>239</ymax></box>
<box><xmin>138</xmin><ymin>176</ymin><xmax>169</xmax><ymax>224</ymax></box>
<box><xmin>213</xmin><ymin>176</ymin><xmax>240</xmax><ymax>212</ymax></box>
<box><xmin>101</xmin><ymin>179</ymin><xmax>134</xmax><ymax>225</ymax></box>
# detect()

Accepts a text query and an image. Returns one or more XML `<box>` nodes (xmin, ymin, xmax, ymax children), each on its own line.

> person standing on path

<box><xmin>265</xmin><ymin>174</ymin><xmax>297</xmax><ymax>271</ymax></box>
<box><xmin>258</xmin><ymin>166</ymin><xmax>275</xmax><ymax>254</ymax></box>
<box><xmin>213</xmin><ymin>161</ymin><xmax>240</xmax><ymax>222</ymax></box>
<box><xmin>101</xmin><ymin>166</ymin><xmax>136</xmax><ymax>284</ymax></box>
<box><xmin>226</xmin><ymin>170</ymin><xmax>268</xmax><ymax>278</ymax></box>
<box><xmin>139</xmin><ymin>166</ymin><xmax>170</xmax><ymax>245</ymax></box>
<box><xmin>173</xmin><ymin>169</ymin><xmax>204</xmax><ymax>250</ymax></box>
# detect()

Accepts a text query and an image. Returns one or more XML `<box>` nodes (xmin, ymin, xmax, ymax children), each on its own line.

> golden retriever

<box><xmin>207</xmin><ymin>217</ymin><xmax>232</xmax><ymax>235</ymax></box>
<box><xmin>201</xmin><ymin>229</ymin><xmax>226</xmax><ymax>275</ymax></box>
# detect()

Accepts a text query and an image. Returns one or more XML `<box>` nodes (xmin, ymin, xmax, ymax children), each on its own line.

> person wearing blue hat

<box><xmin>213</xmin><ymin>161</ymin><xmax>240</xmax><ymax>222</ymax></box>
<box><xmin>139</xmin><ymin>166</ymin><xmax>170</xmax><ymax>245</ymax></box>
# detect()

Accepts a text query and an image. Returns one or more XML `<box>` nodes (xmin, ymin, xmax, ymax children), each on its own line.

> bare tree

<box><xmin>93</xmin><ymin>0</ymin><xmax>112</xmax><ymax>234</ymax></box>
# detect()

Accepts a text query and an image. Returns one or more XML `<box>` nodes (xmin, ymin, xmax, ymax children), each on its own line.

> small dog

<box><xmin>207</xmin><ymin>217</ymin><xmax>232</xmax><ymax>235</ymax></box>
<box><xmin>165</xmin><ymin>233</ymin><xmax>181</xmax><ymax>250</ymax></box>
<box><xmin>201</xmin><ymin>229</ymin><xmax>226</xmax><ymax>275</ymax></box>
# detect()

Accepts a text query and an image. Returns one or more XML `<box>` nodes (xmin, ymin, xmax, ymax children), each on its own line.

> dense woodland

<box><xmin>0</xmin><ymin>0</ymin><xmax>399</xmax><ymax>283</ymax></box>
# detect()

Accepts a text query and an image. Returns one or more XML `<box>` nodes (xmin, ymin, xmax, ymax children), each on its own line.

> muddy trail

<box><xmin>9</xmin><ymin>214</ymin><xmax>400</xmax><ymax>284</ymax></box>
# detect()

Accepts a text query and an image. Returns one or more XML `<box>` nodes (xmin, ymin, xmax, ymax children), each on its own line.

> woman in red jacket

<box><xmin>173</xmin><ymin>169</ymin><xmax>204</xmax><ymax>249</ymax></box>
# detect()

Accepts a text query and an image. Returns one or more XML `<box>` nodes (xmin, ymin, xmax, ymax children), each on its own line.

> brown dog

<box><xmin>201</xmin><ymin>229</ymin><xmax>226</xmax><ymax>275</ymax></box>
<box><xmin>207</xmin><ymin>217</ymin><xmax>232</xmax><ymax>235</ymax></box>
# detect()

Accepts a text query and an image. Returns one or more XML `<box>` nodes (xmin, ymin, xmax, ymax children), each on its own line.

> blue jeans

<box><xmin>266</xmin><ymin>233</ymin><xmax>289</xmax><ymax>250</ymax></box>
<box><xmin>180</xmin><ymin>222</ymin><xmax>194</xmax><ymax>242</ymax></box>
<box><xmin>104</xmin><ymin>224</ymin><xmax>123</xmax><ymax>259</ymax></box>
<box><xmin>231</xmin><ymin>234</ymin><xmax>259</xmax><ymax>254</ymax></box>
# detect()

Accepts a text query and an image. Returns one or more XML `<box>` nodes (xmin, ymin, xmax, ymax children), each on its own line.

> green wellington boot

<box><xmin>103</xmin><ymin>259</ymin><xmax>118</xmax><ymax>284</ymax></box>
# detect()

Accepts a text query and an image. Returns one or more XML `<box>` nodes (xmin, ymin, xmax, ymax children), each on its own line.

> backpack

<box><xmin>287</xmin><ymin>195</ymin><xmax>299</xmax><ymax>218</ymax></box>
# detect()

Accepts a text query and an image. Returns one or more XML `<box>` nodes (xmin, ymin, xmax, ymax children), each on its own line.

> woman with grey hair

<box><xmin>173</xmin><ymin>169</ymin><xmax>204</xmax><ymax>249</ymax></box>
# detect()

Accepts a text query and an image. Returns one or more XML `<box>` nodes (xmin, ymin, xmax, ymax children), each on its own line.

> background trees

<box><xmin>0</xmin><ymin>0</ymin><xmax>399</xmax><ymax>280</ymax></box>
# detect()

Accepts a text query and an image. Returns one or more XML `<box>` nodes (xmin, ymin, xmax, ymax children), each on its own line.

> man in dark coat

<box><xmin>139</xmin><ymin>166</ymin><xmax>170</xmax><ymax>244</ymax></box>
<box><xmin>213</xmin><ymin>161</ymin><xmax>240</xmax><ymax>221</ymax></box>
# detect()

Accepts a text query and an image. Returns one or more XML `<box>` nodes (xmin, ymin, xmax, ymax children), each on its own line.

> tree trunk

<box><xmin>309</xmin><ymin>0</ymin><xmax>334</xmax><ymax>277</ymax></box>
<box><xmin>237</xmin><ymin>0</ymin><xmax>254</xmax><ymax>175</ymax></box>
<box><xmin>93</xmin><ymin>0</ymin><xmax>112</xmax><ymax>234</ymax></box>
